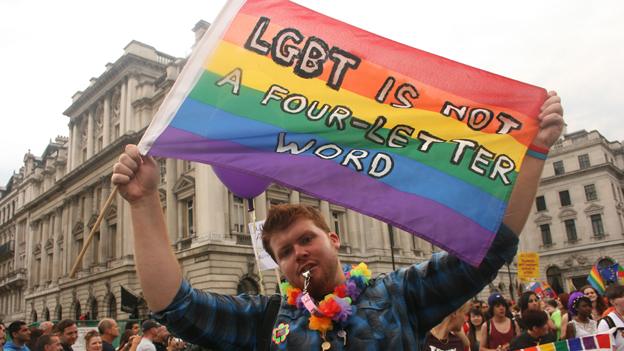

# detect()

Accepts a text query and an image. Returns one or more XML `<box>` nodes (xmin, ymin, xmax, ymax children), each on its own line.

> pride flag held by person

<box><xmin>138</xmin><ymin>0</ymin><xmax>549</xmax><ymax>265</ymax></box>
<box><xmin>588</xmin><ymin>265</ymin><xmax>607</xmax><ymax>294</ymax></box>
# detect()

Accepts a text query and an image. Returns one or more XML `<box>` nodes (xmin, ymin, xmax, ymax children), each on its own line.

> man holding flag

<box><xmin>112</xmin><ymin>87</ymin><xmax>562</xmax><ymax>351</ymax></box>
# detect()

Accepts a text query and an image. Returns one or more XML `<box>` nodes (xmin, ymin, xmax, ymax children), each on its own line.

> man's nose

<box><xmin>294</xmin><ymin>244</ymin><xmax>308</xmax><ymax>260</ymax></box>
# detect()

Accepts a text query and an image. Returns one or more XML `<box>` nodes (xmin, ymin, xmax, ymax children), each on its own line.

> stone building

<box><xmin>517</xmin><ymin>129</ymin><xmax>624</xmax><ymax>294</ymax></box>
<box><xmin>0</xmin><ymin>21</ymin><xmax>433</xmax><ymax>322</ymax></box>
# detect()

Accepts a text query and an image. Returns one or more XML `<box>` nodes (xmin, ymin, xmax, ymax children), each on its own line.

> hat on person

<box><xmin>567</xmin><ymin>291</ymin><xmax>591</xmax><ymax>316</ymax></box>
<box><xmin>488</xmin><ymin>293</ymin><xmax>506</xmax><ymax>306</ymax></box>
<box><xmin>141</xmin><ymin>320</ymin><xmax>160</xmax><ymax>333</ymax></box>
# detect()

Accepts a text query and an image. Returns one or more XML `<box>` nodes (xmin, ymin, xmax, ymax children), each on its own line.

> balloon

<box><xmin>212</xmin><ymin>166</ymin><xmax>271</xmax><ymax>199</ymax></box>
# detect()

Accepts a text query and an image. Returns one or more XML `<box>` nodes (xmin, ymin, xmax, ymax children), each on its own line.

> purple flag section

<box><xmin>212</xmin><ymin>166</ymin><xmax>271</xmax><ymax>199</ymax></box>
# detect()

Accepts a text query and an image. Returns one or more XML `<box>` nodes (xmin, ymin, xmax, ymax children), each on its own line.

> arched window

<box><xmin>31</xmin><ymin>309</ymin><xmax>38</xmax><ymax>323</ymax></box>
<box><xmin>237</xmin><ymin>277</ymin><xmax>260</xmax><ymax>295</ymax></box>
<box><xmin>55</xmin><ymin>304</ymin><xmax>62</xmax><ymax>321</ymax></box>
<box><xmin>71</xmin><ymin>301</ymin><xmax>81</xmax><ymax>320</ymax></box>
<box><xmin>89</xmin><ymin>297</ymin><xmax>98</xmax><ymax>320</ymax></box>
<box><xmin>107</xmin><ymin>294</ymin><xmax>117</xmax><ymax>319</ymax></box>
<box><xmin>43</xmin><ymin>307</ymin><xmax>50</xmax><ymax>321</ymax></box>
<box><xmin>546</xmin><ymin>266</ymin><xmax>564</xmax><ymax>294</ymax></box>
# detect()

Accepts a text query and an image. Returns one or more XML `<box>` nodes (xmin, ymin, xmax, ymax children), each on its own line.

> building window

<box><xmin>559</xmin><ymin>190</ymin><xmax>571</xmax><ymax>207</ymax></box>
<box><xmin>584</xmin><ymin>184</ymin><xmax>598</xmax><ymax>201</ymax></box>
<box><xmin>564</xmin><ymin>219</ymin><xmax>577</xmax><ymax>242</ymax></box>
<box><xmin>331</xmin><ymin>210</ymin><xmax>346</xmax><ymax>236</ymax></box>
<box><xmin>553</xmin><ymin>160</ymin><xmax>565</xmax><ymax>175</ymax></box>
<box><xmin>536</xmin><ymin>196</ymin><xmax>547</xmax><ymax>212</ymax></box>
<box><xmin>109</xmin><ymin>224</ymin><xmax>117</xmax><ymax>259</ymax></box>
<box><xmin>231</xmin><ymin>196</ymin><xmax>246</xmax><ymax>233</ymax></box>
<box><xmin>578</xmin><ymin>154</ymin><xmax>590</xmax><ymax>169</ymax></box>
<box><xmin>546</xmin><ymin>266</ymin><xmax>564</xmax><ymax>294</ymax></box>
<box><xmin>184</xmin><ymin>198</ymin><xmax>195</xmax><ymax>237</ymax></box>
<box><xmin>540</xmin><ymin>224</ymin><xmax>552</xmax><ymax>245</ymax></box>
<box><xmin>591</xmin><ymin>214</ymin><xmax>605</xmax><ymax>237</ymax></box>
<box><xmin>159</xmin><ymin>159</ymin><xmax>167</xmax><ymax>184</ymax></box>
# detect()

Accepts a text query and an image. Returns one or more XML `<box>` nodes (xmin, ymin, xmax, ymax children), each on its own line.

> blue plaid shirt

<box><xmin>153</xmin><ymin>224</ymin><xmax>518</xmax><ymax>350</ymax></box>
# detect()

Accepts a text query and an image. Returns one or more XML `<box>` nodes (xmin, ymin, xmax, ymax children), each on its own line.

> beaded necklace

<box><xmin>280</xmin><ymin>262</ymin><xmax>372</xmax><ymax>333</ymax></box>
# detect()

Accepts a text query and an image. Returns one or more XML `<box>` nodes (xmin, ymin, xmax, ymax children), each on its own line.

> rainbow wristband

<box><xmin>526</xmin><ymin>144</ymin><xmax>549</xmax><ymax>160</ymax></box>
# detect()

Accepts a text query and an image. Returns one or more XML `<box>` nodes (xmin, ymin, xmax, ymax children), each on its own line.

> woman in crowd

<box><xmin>517</xmin><ymin>291</ymin><xmax>542</xmax><ymax>331</ymax></box>
<box><xmin>464</xmin><ymin>308</ymin><xmax>484</xmax><ymax>351</ymax></box>
<box><xmin>565</xmin><ymin>291</ymin><xmax>597</xmax><ymax>338</ymax></box>
<box><xmin>124</xmin><ymin>322</ymin><xmax>140</xmax><ymax>336</ymax></box>
<box><xmin>558</xmin><ymin>292</ymin><xmax>570</xmax><ymax>338</ymax></box>
<box><xmin>581</xmin><ymin>285</ymin><xmax>607</xmax><ymax>320</ymax></box>
<box><xmin>85</xmin><ymin>330</ymin><xmax>103</xmax><ymax>351</ymax></box>
<box><xmin>479</xmin><ymin>293</ymin><xmax>519</xmax><ymax>351</ymax></box>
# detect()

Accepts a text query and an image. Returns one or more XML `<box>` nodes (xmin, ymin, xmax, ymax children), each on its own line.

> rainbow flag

<box><xmin>541</xmin><ymin>281</ymin><xmax>557</xmax><ymax>299</ymax></box>
<box><xmin>138</xmin><ymin>0</ymin><xmax>547</xmax><ymax>265</ymax></box>
<box><xmin>515</xmin><ymin>331</ymin><xmax>613</xmax><ymax>350</ymax></box>
<box><xmin>619</xmin><ymin>264</ymin><xmax>624</xmax><ymax>285</ymax></box>
<box><xmin>587</xmin><ymin>265</ymin><xmax>606</xmax><ymax>294</ymax></box>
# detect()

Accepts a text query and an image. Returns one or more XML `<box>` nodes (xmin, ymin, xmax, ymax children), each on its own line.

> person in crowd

<box><xmin>112</xmin><ymin>93</ymin><xmax>563</xmax><ymax>350</ymax></box>
<box><xmin>34</xmin><ymin>335</ymin><xmax>63</xmax><ymax>351</ymax></box>
<box><xmin>97</xmin><ymin>319</ymin><xmax>120</xmax><ymax>351</ymax></box>
<box><xmin>116</xmin><ymin>331</ymin><xmax>133</xmax><ymax>351</ymax></box>
<box><xmin>38</xmin><ymin>324</ymin><xmax>54</xmax><ymax>337</ymax></box>
<box><xmin>423</xmin><ymin>302</ymin><xmax>471</xmax><ymax>351</ymax></box>
<box><xmin>123</xmin><ymin>323</ymin><xmax>140</xmax><ymax>337</ymax></box>
<box><xmin>517</xmin><ymin>291</ymin><xmax>541</xmax><ymax>331</ymax></box>
<box><xmin>479</xmin><ymin>293</ymin><xmax>520</xmax><ymax>351</ymax></box>
<box><xmin>164</xmin><ymin>336</ymin><xmax>185</xmax><ymax>351</ymax></box>
<box><xmin>509</xmin><ymin>310</ymin><xmax>556</xmax><ymax>349</ymax></box>
<box><xmin>5</xmin><ymin>321</ymin><xmax>31</xmax><ymax>351</ymax></box>
<box><xmin>25</xmin><ymin>327</ymin><xmax>42</xmax><ymax>351</ymax></box>
<box><xmin>84</xmin><ymin>331</ymin><xmax>102</xmax><ymax>351</ymax></box>
<box><xmin>136</xmin><ymin>321</ymin><xmax>160</xmax><ymax>351</ymax></box>
<box><xmin>543</xmin><ymin>299</ymin><xmax>562</xmax><ymax>340</ymax></box>
<box><xmin>597</xmin><ymin>285</ymin><xmax>624</xmax><ymax>351</ymax></box>
<box><xmin>557</xmin><ymin>292</ymin><xmax>570</xmax><ymax>338</ymax></box>
<box><xmin>152</xmin><ymin>326</ymin><xmax>169</xmax><ymax>351</ymax></box>
<box><xmin>464</xmin><ymin>308</ymin><xmax>485</xmax><ymax>351</ymax></box>
<box><xmin>0</xmin><ymin>322</ymin><xmax>6</xmax><ymax>350</ymax></box>
<box><xmin>581</xmin><ymin>285</ymin><xmax>607</xmax><ymax>320</ymax></box>
<box><xmin>54</xmin><ymin>320</ymin><xmax>78</xmax><ymax>351</ymax></box>
<box><xmin>565</xmin><ymin>291</ymin><xmax>596</xmax><ymax>339</ymax></box>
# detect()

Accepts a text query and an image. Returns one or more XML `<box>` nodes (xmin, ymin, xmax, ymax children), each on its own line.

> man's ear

<box><xmin>328</xmin><ymin>231</ymin><xmax>341</xmax><ymax>249</ymax></box>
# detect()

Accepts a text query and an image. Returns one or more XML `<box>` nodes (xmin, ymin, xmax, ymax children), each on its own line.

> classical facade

<box><xmin>517</xmin><ymin>130</ymin><xmax>624</xmax><ymax>294</ymax></box>
<box><xmin>0</xmin><ymin>21</ymin><xmax>433</xmax><ymax>323</ymax></box>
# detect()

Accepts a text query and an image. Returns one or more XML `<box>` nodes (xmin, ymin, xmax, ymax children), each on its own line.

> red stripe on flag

<box><xmin>595</xmin><ymin>333</ymin><xmax>611</xmax><ymax>348</ymax></box>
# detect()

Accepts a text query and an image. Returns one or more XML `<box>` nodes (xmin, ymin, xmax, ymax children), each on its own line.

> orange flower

<box><xmin>333</xmin><ymin>284</ymin><xmax>347</xmax><ymax>298</ymax></box>
<box><xmin>318</xmin><ymin>296</ymin><xmax>341</xmax><ymax>318</ymax></box>
<box><xmin>309</xmin><ymin>315</ymin><xmax>333</xmax><ymax>332</ymax></box>
<box><xmin>287</xmin><ymin>287</ymin><xmax>301</xmax><ymax>305</ymax></box>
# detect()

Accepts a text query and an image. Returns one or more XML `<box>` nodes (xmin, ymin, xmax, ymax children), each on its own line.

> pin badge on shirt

<box><xmin>272</xmin><ymin>323</ymin><xmax>290</xmax><ymax>344</ymax></box>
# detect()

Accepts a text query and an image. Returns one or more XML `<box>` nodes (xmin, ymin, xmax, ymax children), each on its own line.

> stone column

<box><xmin>126</xmin><ymin>74</ymin><xmax>137</xmax><ymax>132</ymax></box>
<box><xmin>320</xmin><ymin>201</ymin><xmax>331</xmax><ymax>223</ymax></box>
<box><xmin>71</xmin><ymin>123</ymin><xmax>80</xmax><ymax>170</ymax></box>
<box><xmin>196</xmin><ymin>164</ymin><xmax>227</xmax><ymax>240</ymax></box>
<box><xmin>165</xmin><ymin>159</ymin><xmax>178</xmax><ymax>244</ymax></box>
<box><xmin>346</xmin><ymin>210</ymin><xmax>360</xmax><ymax>252</ymax></box>
<box><xmin>255</xmin><ymin>192</ymin><xmax>267</xmax><ymax>220</ymax></box>
<box><xmin>67</xmin><ymin>122</ymin><xmax>75</xmax><ymax>170</ymax></box>
<box><xmin>119</xmin><ymin>81</ymin><xmax>127</xmax><ymax>135</ymax></box>
<box><xmin>103</xmin><ymin>95</ymin><xmax>111</xmax><ymax>147</ymax></box>
<box><xmin>99</xmin><ymin>181</ymin><xmax>110</xmax><ymax>263</ymax></box>
<box><xmin>289</xmin><ymin>191</ymin><xmax>300</xmax><ymax>204</ymax></box>
<box><xmin>52</xmin><ymin>207</ymin><xmax>62</xmax><ymax>281</ymax></box>
<box><xmin>83</xmin><ymin>191</ymin><xmax>93</xmax><ymax>268</ymax></box>
<box><xmin>86</xmin><ymin>111</ymin><xmax>94</xmax><ymax>159</ymax></box>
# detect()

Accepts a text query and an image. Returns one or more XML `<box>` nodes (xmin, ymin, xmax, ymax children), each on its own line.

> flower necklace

<box><xmin>280</xmin><ymin>262</ymin><xmax>372</xmax><ymax>334</ymax></box>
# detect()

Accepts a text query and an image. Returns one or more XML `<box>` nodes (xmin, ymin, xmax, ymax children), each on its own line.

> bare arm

<box><xmin>503</xmin><ymin>91</ymin><xmax>563</xmax><ymax>234</ymax></box>
<box><xmin>478</xmin><ymin>323</ymin><xmax>498</xmax><ymax>351</ymax></box>
<box><xmin>112</xmin><ymin>144</ymin><xmax>182</xmax><ymax>311</ymax></box>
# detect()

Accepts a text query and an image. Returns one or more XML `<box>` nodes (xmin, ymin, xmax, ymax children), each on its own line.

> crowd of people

<box><xmin>422</xmin><ymin>283</ymin><xmax>624</xmax><ymax>351</ymax></box>
<box><xmin>0</xmin><ymin>319</ymin><xmax>188</xmax><ymax>351</ymax></box>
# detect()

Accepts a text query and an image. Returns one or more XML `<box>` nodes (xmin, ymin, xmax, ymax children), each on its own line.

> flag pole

<box><xmin>70</xmin><ymin>186</ymin><xmax>118</xmax><ymax>278</ymax></box>
<box><xmin>247</xmin><ymin>198</ymin><xmax>266</xmax><ymax>295</ymax></box>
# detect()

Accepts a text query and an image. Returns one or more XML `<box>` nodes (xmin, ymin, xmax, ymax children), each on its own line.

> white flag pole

<box><xmin>247</xmin><ymin>198</ymin><xmax>266</xmax><ymax>295</ymax></box>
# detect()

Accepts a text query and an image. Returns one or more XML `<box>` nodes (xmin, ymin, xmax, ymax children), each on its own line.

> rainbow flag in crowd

<box><xmin>541</xmin><ymin>281</ymin><xmax>557</xmax><ymax>299</ymax></box>
<box><xmin>515</xmin><ymin>330</ymin><xmax>613</xmax><ymax>351</ymax></box>
<box><xmin>138</xmin><ymin>0</ymin><xmax>547</xmax><ymax>265</ymax></box>
<box><xmin>619</xmin><ymin>264</ymin><xmax>624</xmax><ymax>285</ymax></box>
<box><xmin>588</xmin><ymin>265</ymin><xmax>607</xmax><ymax>294</ymax></box>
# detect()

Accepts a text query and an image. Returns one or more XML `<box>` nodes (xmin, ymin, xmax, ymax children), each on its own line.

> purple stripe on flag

<box><xmin>148</xmin><ymin>126</ymin><xmax>496</xmax><ymax>265</ymax></box>
<box><xmin>581</xmin><ymin>335</ymin><xmax>597</xmax><ymax>349</ymax></box>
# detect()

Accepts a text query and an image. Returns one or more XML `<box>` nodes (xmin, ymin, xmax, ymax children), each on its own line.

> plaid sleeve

<box><xmin>152</xmin><ymin>280</ymin><xmax>270</xmax><ymax>351</ymax></box>
<box><xmin>399</xmin><ymin>223</ymin><xmax>518</xmax><ymax>333</ymax></box>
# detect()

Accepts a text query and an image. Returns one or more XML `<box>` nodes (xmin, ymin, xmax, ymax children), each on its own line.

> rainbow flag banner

<box><xmin>515</xmin><ymin>330</ymin><xmax>614</xmax><ymax>350</ymax></box>
<box><xmin>138</xmin><ymin>0</ymin><xmax>548</xmax><ymax>265</ymax></box>
<box><xmin>588</xmin><ymin>265</ymin><xmax>607</xmax><ymax>294</ymax></box>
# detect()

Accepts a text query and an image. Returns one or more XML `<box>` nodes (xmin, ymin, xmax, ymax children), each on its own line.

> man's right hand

<box><xmin>112</xmin><ymin>144</ymin><xmax>159</xmax><ymax>204</ymax></box>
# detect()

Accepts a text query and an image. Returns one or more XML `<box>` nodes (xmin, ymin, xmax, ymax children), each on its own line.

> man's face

<box><xmin>530</xmin><ymin>323</ymin><xmax>550</xmax><ymax>338</ymax></box>
<box><xmin>269</xmin><ymin>218</ymin><xmax>342</xmax><ymax>298</ymax></box>
<box><xmin>156</xmin><ymin>326</ymin><xmax>169</xmax><ymax>342</ymax></box>
<box><xmin>108</xmin><ymin>321</ymin><xmax>120</xmax><ymax>338</ymax></box>
<box><xmin>14</xmin><ymin>325</ymin><xmax>31</xmax><ymax>343</ymax></box>
<box><xmin>610</xmin><ymin>296</ymin><xmax>624</xmax><ymax>314</ymax></box>
<box><xmin>45</xmin><ymin>336</ymin><xmax>63</xmax><ymax>351</ymax></box>
<box><xmin>61</xmin><ymin>324</ymin><xmax>79</xmax><ymax>346</ymax></box>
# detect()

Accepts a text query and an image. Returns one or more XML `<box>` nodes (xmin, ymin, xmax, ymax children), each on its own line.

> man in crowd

<box><xmin>136</xmin><ymin>321</ymin><xmax>159</xmax><ymax>351</ymax></box>
<box><xmin>509</xmin><ymin>310</ymin><xmax>555</xmax><ymax>349</ymax></box>
<box><xmin>5</xmin><ymin>321</ymin><xmax>31</xmax><ymax>351</ymax></box>
<box><xmin>97</xmin><ymin>319</ymin><xmax>120</xmax><ymax>351</ymax></box>
<box><xmin>422</xmin><ymin>302</ymin><xmax>471</xmax><ymax>350</ymax></box>
<box><xmin>598</xmin><ymin>285</ymin><xmax>624</xmax><ymax>351</ymax></box>
<box><xmin>38</xmin><ymin>323</ymin><xmax>53</xmax><ymax>337</ymax></box>
<box><xmin>112</xmin><ymin>92</ymin><xmax>563</xmax><ymax>350</ymax></box>
<box><xmin>54</xmin><ymin>320</ymin><xmax>77</xmax><ymax>351</ymax></box>
<box><xmin>152</xmin><ymin>326</ymin><xmax>169</xmax><ymax>351</ymax></box>
<box><xmin>34</xmin><ymin>335</ymin><xmax>63</xmax><ymax>351</ymax></box>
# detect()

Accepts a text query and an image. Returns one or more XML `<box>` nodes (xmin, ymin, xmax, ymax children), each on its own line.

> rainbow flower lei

<box><xmin>280</xmin><ymin>262</ymin><xmax>372</xmax><ymax>333</ymax></box>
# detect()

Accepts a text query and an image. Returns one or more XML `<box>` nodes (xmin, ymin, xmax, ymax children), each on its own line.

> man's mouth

<box><xmin>299</xmin><ymin>263</ymin><xmax>316</xmax><ymax>275</ymax></box>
